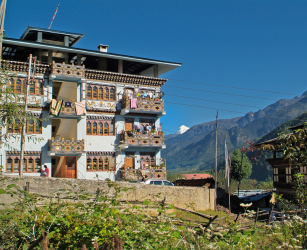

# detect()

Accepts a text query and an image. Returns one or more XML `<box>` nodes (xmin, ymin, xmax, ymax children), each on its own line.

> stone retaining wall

<box><xmin>0</xmin><ymin>176</ymin><xmax>215</xmax><ymax>211</ymax></box>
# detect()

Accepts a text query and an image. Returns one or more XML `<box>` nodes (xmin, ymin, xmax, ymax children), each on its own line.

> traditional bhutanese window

<box><xmin>140</xmin><ymin>152</ymin><xmax>156</xmax><ymax>168</ymax></box>
<box><xmin>86</xmin><ymin>84</ymin><xmax>115</xmax><ymax>101</ymax></box>
<box><xmin>86</xmin><ymin>155</ymin><xmax>115</xmax><ymax>171</ymax></box>
<box><xmin>5</xmin><ymin>153</ymin><xmax>41</xmax><ymax>173</ymax></box>
<box><xmin>87</xmin><ymin>86</ymin><xmax>92</xmax><ymax>99</ymax></box>
<box><xmin>29</xmin><ymin>80</ymin><xmax>42</xmax><ymax>95</ymax></box>
<box><xmin>7</xmin><ymin>78</ymin><xmax>23</xmax><ymax>93</ymax></box>
<box><xmin>8</xmin><ymin>119</ymin><xmax>42</xmax><ymax>134</ymax></box>
<box><xmin>86</xmin><ymin>119</ymin><xmax>114</xmax><ymax>136</ymax></box>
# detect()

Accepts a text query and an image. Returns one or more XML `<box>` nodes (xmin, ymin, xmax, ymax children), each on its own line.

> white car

<box><xmin>143</xmin><ymin>179</ymin><xmax>174</xmax><ymax>186</ymax></box>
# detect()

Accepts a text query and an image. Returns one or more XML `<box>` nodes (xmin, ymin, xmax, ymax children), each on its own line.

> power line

<box><xmin>167</xmin><ymin>78</ymin><xmax>297</xmax><ymax>96</ymax></box>
<box><xmin>163</xmin><ymin>86</ymin><xmax>279</xmax><ymax>100</ymax></box>
<box><xmin>165</xmin><ymin>101</ymin><xmax>246</xmax><ymax>114</ymax></box>
<box><xmin>165</xmin><ymin>94</ymin><xmax>264</xmax><ymax>109</ymax></box>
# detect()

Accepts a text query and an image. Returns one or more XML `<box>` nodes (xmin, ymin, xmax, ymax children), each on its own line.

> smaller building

<box><xmin>173</xmin><ymin>174</ymin><xmax>214</xmax><ymax>187</ymax></box>
<box><xmin>232</xmin><ymin>189</ymin><xmax>272</xmax><ymax>208</ymax></box>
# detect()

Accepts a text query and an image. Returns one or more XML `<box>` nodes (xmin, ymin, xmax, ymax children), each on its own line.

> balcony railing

<box><xmin>120</xmin><ymin>133</ymin><xmax>165</xmax><ymax>148</ymax></box>
<box><xmin>1</xmin><ymin>60</ymin><xmax>49</xmax><ymax>74</ymax></box>
<box><xmin>85</xmin><ymin>69</ymin><xmax>167</xmax><ymax>86</ymax></box>
<box><xmin>1</xmin><ymin>61</ymin><xmax>167</xmax><ymax>87</ymax></box>
<box><xmin>48</xmin><ymin>139</ymin><xmax>85</xmax><ymax>154</ymax></box>
<box><xmin>121</xmin><ymin>97</ymin><xmax>164</xmax><ymax>115</ymax></box>
<box><xmin>51</xmin><ymin>62</ymin><xmax>85</xmax><ymax>78</ymax></box>
<box><xmin>120</xmin><ymin>168</ymin><xmax>166</xmax><ymax>181</ymax></box>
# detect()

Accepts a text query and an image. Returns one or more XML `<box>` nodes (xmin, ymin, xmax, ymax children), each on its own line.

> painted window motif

<box><xmin>7</xmin><ymin>119</ymin><xmax>42</xmax><ymax>134</ymax></box>
<box><xmin>6</xmin><ymin>153</ymin><xmax>41</xmax><ymax>173</ymax></box>
<box><xmin>86</xmin><ymin>119</ymin><xmax>114</xmax><ymax>136</ymax></box>
<box><xmin>140</xmin><ymin>152</ymin><xmax>156</xmax><ymax>169</ymax></box>
<box><xmin>7</xmin><ymin>78</ymin><xmax>42</xmax><ymax>95</ymax></box>
<box><xmin>86</xmin><ymin>85</ymin><xmax>115</xmax><ymax>101</ymax></box>
<box><xmin>86</xmin><ymin>155</ymin><xmax>115</xmax><ymax>171</ymax></box>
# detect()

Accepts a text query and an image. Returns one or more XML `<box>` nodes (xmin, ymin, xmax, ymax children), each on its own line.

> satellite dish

<box><xmin>158</xmin><ymin>92</ymin><xmax>164</xmax><ymax>98</ymax></box>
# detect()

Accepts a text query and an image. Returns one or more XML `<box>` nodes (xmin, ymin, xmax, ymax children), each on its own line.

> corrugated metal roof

<box><xmin>232</xmin><ymin>189</ymin><xmax>272</xmax><ymax>202</ymax></box>
<box><xmin>182</xmin><ymin>174</ymin><xmax>213</xmax><ymax>180</ymax></box>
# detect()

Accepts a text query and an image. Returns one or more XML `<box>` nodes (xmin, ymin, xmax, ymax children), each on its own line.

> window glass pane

<box><xmin>98</xmin><ymin>123</ymin><xmax>103</xmax><ymax>135</ymax></box>
<box><xmin>98</xmin><ymin>88</ymin><xmax>103</xmax><ymax>99</ymax></box>
<box><xmin>93</xmin><ymin>87</ymin><xmax>98</xmax><ymax>99</ymax></box>
<box><xmin>163</xmin><ymin>181</ymin><xmax>173</xmax><ymax>186</ymax></box>
<box><xmin>87</xmin><ymin>158</ymin><xmax>92</xmax><ymax>170</ymax></box>
<box><xmin>86</xmin><ymin>122</ymin><xmax>91</xmax><ymax>134</ymax></box>
<box><xmin>104</xmin><ymin>158</ymin><xmax>109</xmax><ymax>171</ymax></box>
<box><xmin>93</xmin><ymin>123</ymin><xmax>97</xmax><ymax>134</ymax></box>
<box><xmin>28</xmin><ymin>120</ymin><xmax>34</xmax><ymax>133</ymax></box>
<box><xmin>87</xmin><ymin>86</ymin><xmax>92</xmax><ymax>98</ymax></box>
<box><xmin>104</xmin><ymin>88</ymin><xmax>109</xmax><ymax>100</ymax></box>
<box><xmin>93</xmin><ymin>158</ymin><xmax>97</xmax><ymax>170</ymax></box>
<box><xmin>110</xmin><ymin>88</ymin><xmax>115</xmax><ymax>100</ymax></box>
<box><xmin>35</xmin><ymin>121</ymin><xmax>42</xmax><ymax>134</ymax></box>
<box><xmin>16</xmin><ymin>79</ymin><xmax>22</xmax><ymax>93</ymax></box>
<box><xmin>98</xmin><ymin>158</ymin><xmax>103</xmax><ymax>171</ymax></box>
<box><xmin>104</xmin><ymin>122</ymin><xmax>108</xmax><ymax>135</ymax></box>
<box><xmin>6</xmin><ymin>158</ymin><xmax>12</xmax><ymax>172</ymax></box>
<box><xmin>153</xmin><ymin>181</ymin><xmax>162</xmax><ymax>185</ymax></box>
<box><xmin>13</xmin><ymin>158</ymin><xmax>19</xmax><ymax>172</ymax></box>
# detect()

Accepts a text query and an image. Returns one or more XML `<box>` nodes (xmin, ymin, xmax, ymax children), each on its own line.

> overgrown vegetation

<box><xmin>0</xmin><ymin>177</ymin><xmax>305</xmax><ymax>249</ymax></box>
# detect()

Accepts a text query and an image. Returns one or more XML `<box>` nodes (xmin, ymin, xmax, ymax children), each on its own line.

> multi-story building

<box><xmin>1</xmin><ymin>26</ymin><xmax>181</xmax><ymax>180</ymax></box>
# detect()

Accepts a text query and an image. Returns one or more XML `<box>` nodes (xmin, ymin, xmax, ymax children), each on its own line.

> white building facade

<box><xmin>1</xmin><ymin>26</ymin><xmax>181</xmax><ymax>180</ymax></box>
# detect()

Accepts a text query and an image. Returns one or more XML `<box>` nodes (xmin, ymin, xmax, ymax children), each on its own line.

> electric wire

<box><xmin>167</xmin><ymin>78</ymin><xmax>296</xmax><ymax>96</ymax></box>
<box><xmin>163</xmin><ymin>86</ymin><xmax>279</xmax><ymax>100</ymax></box>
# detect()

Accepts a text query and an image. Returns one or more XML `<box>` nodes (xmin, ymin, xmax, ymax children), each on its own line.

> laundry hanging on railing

<box><xmin>75</xmin><ymin>101</ymin><xmax>86</xmax><ymax>115</ymax></box>
<box><xmin>130</xmin><ymin>98</ymin><xmax>137</xmax><ymax>109</ymax></box>
<box><xmin>49</xmin><ymin>99</ymin><xmax>63</xmax><ymax>116</ymax></box>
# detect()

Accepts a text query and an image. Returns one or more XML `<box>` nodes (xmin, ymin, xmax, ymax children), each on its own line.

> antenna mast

<box><xmin>48</xmin><ymin>4</ymin><xmax>60</xmax><ymax>29</ymax></box>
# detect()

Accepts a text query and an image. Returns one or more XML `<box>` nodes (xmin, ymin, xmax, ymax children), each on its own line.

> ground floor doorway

<box><xmin>52</xmin><ymin>156</ymin><xmax>77</xmax><ymax>178</ymax></box>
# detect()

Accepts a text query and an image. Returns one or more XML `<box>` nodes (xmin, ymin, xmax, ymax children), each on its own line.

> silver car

<box><xmin>143</xmin><ymin>179</ymin><xmax>174</xmax><ymax>186</ymax></box>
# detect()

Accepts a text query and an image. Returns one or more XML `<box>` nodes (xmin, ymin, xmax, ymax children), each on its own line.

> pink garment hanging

<box><xmin>130</xmin><ymin>98</ymin><xmax>137</xmax><ymax>109</ymax></box>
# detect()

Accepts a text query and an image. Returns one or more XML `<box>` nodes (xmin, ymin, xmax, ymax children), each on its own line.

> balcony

<box><xmin>48</xmin><ymin>139</ymin><xmax>85</xmax><ymax>156</ymax></box>
<box><xmin>119</xmin><ymin>132</ymin><xmax>165</xmax><ymax>149</ymax></box>
<box><xmin>121</xmin><ymin>97</ymin><xmax>165</xmax><ymax>116</ymax></box>
<box><xmin>1</xmin><ymin>60</ymin><xmax>49</xmax><ymax>75</ymax></box>
<box><xmin>85</xmin><ymin>69</ymin><xmax>167</xmax><ymax>87</ymax></box>
<box><xmin>120</xmin><ymin>168</ymin><xmax>166</xmax><ymax>181</ymax></box>
<box><xmin>51</xmin><ymin>62</ymin><xmax>85</xmax><ymax>80</ymax></box>
<box><xmin>1</xmin><ymin>60</ymin><xmax>167</xmax><ymax>88</ymax></box>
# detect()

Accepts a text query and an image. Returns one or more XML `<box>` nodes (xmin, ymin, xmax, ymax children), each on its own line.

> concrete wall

<box><xmin>0</xmin><ymin>176</ymin><xmax>215</xmax><ymax>211</ymax></box>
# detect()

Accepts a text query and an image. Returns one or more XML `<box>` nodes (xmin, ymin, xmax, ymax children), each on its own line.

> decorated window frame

<box><xmin>86</xmin><ymin>116</ymin><xmax>114</xmax><ymax>136</ymax></box>
<box><xmin>140</xmin><ymin>152</ymin><xmax>156</xmax><ymax>168</ymax></box>
<box><xmin>86</xmin><ymin>153</ymin><xmax>115</xmax><ymax>172</ymax></box>
<box><xmin>7</xmin><ymin>78</ymin><xmax>43</xmax><ymax>95</ymax></box>
<box><xmin>6</xmin><ymin>152</ymin><xmax>41</xmax><ymax>173</ymax></box>
<box><xmin>86</xmin><ymin>84</ymin><xmax>116</xmax><ymax>101</ymax></box>
<box><xmin>7</xmin><ymin>118</ymin><xmax>42</xmax><ymax>134</ymax></box>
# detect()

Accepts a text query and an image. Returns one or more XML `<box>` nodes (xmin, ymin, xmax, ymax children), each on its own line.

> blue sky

<box><xmin>4</xmin><ymin>1</ymin><xmax>307</xmax><ymax>134</ymax></box>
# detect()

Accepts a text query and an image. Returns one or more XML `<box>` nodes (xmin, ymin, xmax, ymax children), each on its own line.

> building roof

<box><xmin>3</xmin><ymin>37</ymin><xmax>181</xmax><ymax>76</ymax></box>
<box><xmin>20</xmin><ymin>26</ymin><xmax>85</xmax><ymax>47</ymax></box>
<box><xmin>232</xmin><ymin>189</ymin><xmax>272</xmax><ymax>202</ymax></box>
<box><xmin>182</xmin><ymin>174</ymin><xmax>213</xmax><ymax>180</ymax></box>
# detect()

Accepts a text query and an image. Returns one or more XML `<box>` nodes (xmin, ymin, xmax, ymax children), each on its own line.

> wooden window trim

<box><xmin>8</xmin><ymin>119</ymin><xmax>42</xmax><ymax>134</ymax></box>
<box><xmin>6</xmin><ymin>155</ymin><xmax>41</xmax><ymax>173</ymax></box>
<box><xmin>86</xmin><ymin>84</ymin><xmax>116</xmax><ymax>101</ymax></box>
<box><xmin>86</xmin><ymin>156</ymin><xmax>114</xmax><ymax>171</ymax></box>
<box><xmin>86</xmin><ymin>120</ymin><xmax>114</xmax><ymax>136</ymax></box>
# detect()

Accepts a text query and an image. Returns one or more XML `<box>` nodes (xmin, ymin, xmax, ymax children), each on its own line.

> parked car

<box><xmin>143</xmin><ymin>179</ymin><xmax>174</xmax><ymax>186</ymax></box>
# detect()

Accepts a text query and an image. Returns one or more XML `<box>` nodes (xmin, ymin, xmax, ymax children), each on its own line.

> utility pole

<box><xmin>228</xmin><ymin>156</ymin><xmax>231</xmax><ymax>212</ymax></box>
<box><xmin>215</xmin><ymin>110</ymin><xmax>218</xmax><ymax>210</ymax></box>
<box><xmin>0</xmin><ymin>0</ymin><xmax>7</xmax><ymax>58</ymax></box>
<box><xmin>19</xmin><ymin>54</ymin><xmax>36</xmax><ymax>176</ymax></box>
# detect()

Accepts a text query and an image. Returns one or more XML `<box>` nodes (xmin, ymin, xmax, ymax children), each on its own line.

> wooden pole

<box><xmin>19</xmin><ymin>54</ymin><xmax>32</xmax><ymax>176</ymax></box>
<box><xmin>254</xmin><ymin>207</ymin><xmax>259</xmax><ymax>230</ymax></box>
<box><xmin>215</xmin><ymin>110</ymin><xmax>218</xmax><ymax>210</ymax></box>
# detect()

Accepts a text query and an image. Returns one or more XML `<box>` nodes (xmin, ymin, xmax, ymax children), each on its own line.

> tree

<box><xmin>231</xmin><ymin>149</ymin><xmax>252</xmax><ymax>197</ymax></box>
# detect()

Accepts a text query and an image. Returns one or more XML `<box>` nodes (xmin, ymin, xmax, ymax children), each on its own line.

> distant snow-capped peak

<box><xmin>177</xmin><ymin>125</ymin><xmax>190</xmax><ymax>134</ymax></box>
